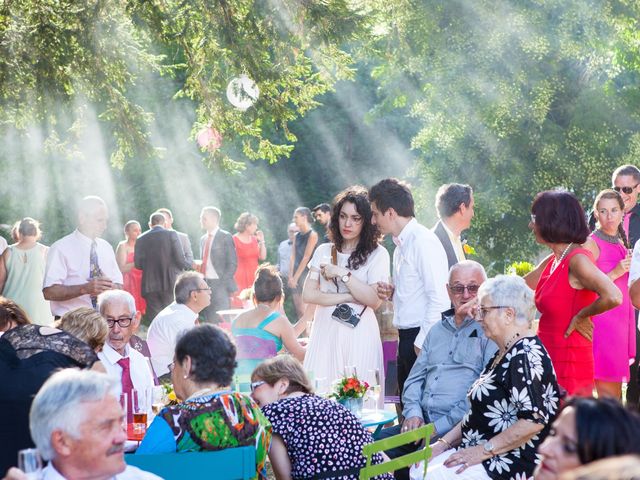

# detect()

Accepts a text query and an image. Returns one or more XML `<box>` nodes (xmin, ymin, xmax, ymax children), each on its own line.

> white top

<box><xmin>98</xmin><ymin>343</ymin><xmax>155</xmax><ymax>412</ymax></box>
<box><xmin>629</xmin><ymin>239</ymin><xmax>640</xmax><ymax>286</ymax></box>
<box><xmin>0</xmin><ymin>236</ymin><xmax>7</xmax><ymax>255</ymax></box>
<box><xmin>202</xmin><ymin>228</ymin><xmax>219</xmax><ymax>279</ymax></box>
<box><xmin>43</xmin><ymin>462</ymin><xmax>162</xmax><ymax>480</ymax></box>
<box><xmin>43</xmin><ymin>230</ymin><xmax>123</xmax><ymax>316</ymax></box>
<box><xmin>390</xmin><ymin>219</ymin><xmax>450</xmax><ymax>347</ymax></box>
<box><xmin>147</xmin><ymin>302</ymin><xmax>198</xmax><ymax>376</ymax></box>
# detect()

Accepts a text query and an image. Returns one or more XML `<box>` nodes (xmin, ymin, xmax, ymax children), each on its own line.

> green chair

<box><xmin>359</xmin><ymin>423</ymin><xmax>434</xmax><ymax>480</ymax></box>
<box><xmin>125</xmin><ymin>445</ymin><xmax>256</xmax><ymax>480</ymax></box>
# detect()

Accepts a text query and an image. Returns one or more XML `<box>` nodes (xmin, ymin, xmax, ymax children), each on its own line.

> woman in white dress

<box><xmin>303</xmin><ymin>186</ymin><xmax>390</xmax><ymax>406</ymax></box>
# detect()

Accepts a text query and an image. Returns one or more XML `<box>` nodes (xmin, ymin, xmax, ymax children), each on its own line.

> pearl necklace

<box><xmin>550</xmin><ymin>242</ymin><xmax>574</xmax><ymax>274</ymax></box>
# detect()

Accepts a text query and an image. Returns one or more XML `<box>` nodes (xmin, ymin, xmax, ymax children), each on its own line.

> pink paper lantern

<box><xmin>196</xmin><ymin>127</ymin><xmax>223</xmax><ymax>152</ymax></box>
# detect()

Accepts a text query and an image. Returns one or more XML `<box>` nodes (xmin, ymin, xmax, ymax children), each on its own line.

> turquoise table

<box><xmin>360</xmin><ymin>408</ymin><xmax>397</xmax><ymax>438</ymax></box>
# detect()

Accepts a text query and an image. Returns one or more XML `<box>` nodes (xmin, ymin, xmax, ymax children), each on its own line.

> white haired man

<box><xmin>2</xmin><ymin>369</ymin><xmax>160</xmax><ymax>480</ymax></box>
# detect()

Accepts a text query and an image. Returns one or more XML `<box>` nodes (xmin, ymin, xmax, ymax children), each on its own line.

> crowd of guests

<box><xmin>3</xmin><ymin>166</ymin><xmax>640</xmax><ymax>479</ymax></box>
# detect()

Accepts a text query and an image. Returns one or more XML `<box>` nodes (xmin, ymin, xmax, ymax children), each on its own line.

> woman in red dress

<box><xmin>524</xmin><ymin>190</ymin><xmax>621</xmax><ymax>396</ymax></box>
<box><xmin>232</xmin><ymin>212</ymin><xmax>267</xmax><ymax>307</ymax></box>
<box><xmin>115</xmin><ymin>220</ymin><xmax>146</xmax><ymax>315</ymax></box>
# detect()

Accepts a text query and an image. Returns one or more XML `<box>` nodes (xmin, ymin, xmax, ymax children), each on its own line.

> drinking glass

<box><xmin>119</xmin><ymin>392</ymin><xmax>128</xmax><ymax>430</ymax></box>
<box><xmin>151</xmin><ymin>385</ymin><xmax>165</xmax><ymax>417</ymax></box>
<box><xmin>380</xmin><ymin>277</ymin><xmax>393</xmax><ymax>315</ymax></box>
<box><xmin>131</xmin><ymin>388</ymin><xmax>149</xmax><ymax>435</ymax></box>
<box><xmin>18</xmin><ymin>448</ymin><xmax>42</xmax><ymax>480</ymax></box>
<box><xmin>368</xmin><ymin>369</ymin><xmax>381</xmax><ymax>413</ymax></box>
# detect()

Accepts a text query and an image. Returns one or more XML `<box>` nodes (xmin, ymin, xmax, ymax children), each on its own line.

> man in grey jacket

<box><xmin>379</xmin><ymin>260</ymin><xmax>497</xmax><ymax>480</ymax></box>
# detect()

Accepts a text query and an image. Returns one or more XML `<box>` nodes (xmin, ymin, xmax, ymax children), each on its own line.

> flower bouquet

<box><xmin>330</xmin><ymin>376</ymin><xmax>369</xmax><ymax>417</ymax></box>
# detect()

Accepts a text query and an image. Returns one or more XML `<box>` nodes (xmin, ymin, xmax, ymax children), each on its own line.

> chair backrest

<box><xmin>125</xmin><ymin>445</ymin><xmax>256</xmax><ymax>480</ymax></box>
<box><xmin>235</xmin><ymin>335</ymin><xmax>278</xmax><ymax>360</ymax></box>
<box><xmin>359</xmin><ymin>424</ymin><xmax>434</xmax><ymax>480</ymax></box>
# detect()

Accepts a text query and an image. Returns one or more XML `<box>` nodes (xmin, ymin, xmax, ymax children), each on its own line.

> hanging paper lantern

<box><xmin>226</xmin><ymin>75</ymin><xmax>259</xmax><ymax>111</ymax></box>
<box><xmin>196</xmin><ymin>126</ymin><xmax>222</xmax><ymax>152</ymax></box>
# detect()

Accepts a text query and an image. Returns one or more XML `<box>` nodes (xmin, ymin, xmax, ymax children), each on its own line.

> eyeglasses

<box><xmin>106</xmin><ymin>317</ymin><xmax>133</xmax><ymax>328</ymax></box>
<box><xmin>449</xmin><ymin>284</ymin><xmax>480</xmax><ymax>295</ymax></box>
<box><xmin>613</xmin><ymin>185</ymin><xmax>639</xmax><ymax>194</ymax></box>
<box><xmin>476</xmin><ymin>306</ymin><xmax>512</xmax><ymax>320</ymax></box>
<box><xmin>191</xmin><ymin>287</ymin><xmax>212</xmax><ymax>294</ymax></box>
<box><xmin>250</xmin><ymin>380</ymin><xmax>266</xmax><ymax>392</ymax></box>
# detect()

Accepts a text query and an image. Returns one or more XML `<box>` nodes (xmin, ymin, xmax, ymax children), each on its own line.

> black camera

<box><xmin>331</xmin><ymin>303</ymin><xmax>362</xmax><ymax>328</ymax></box>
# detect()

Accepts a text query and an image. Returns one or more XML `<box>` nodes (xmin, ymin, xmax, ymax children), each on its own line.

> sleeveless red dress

<box><xmin>123</xmin><ymin>250</ymin><xmax>146</xmax><ymax>314</ymax></box>
<box><xmin>231</xmin><ymin>235</ymin><xmax>260</xmax><ymax>307</ymax></box>
<box><xmin>535</xmin><ymin>248</ymin><xmax>596</xmax><ymax>396</ymax></box>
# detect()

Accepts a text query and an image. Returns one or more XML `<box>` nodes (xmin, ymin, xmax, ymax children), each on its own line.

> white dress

<box><xmin>303</xmin><ymin>243</ymin><xmax>390</xmax><ymax>407</ymax></box>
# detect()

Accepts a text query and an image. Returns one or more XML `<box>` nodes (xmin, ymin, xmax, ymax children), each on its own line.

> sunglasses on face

<box><xmin>613</xmin><ymin>185</ymin><xmax>639</xmax><ymax>195</ymax></box>
<box><xmin>449</xmin><ymin>284</ymin><xmax>480</xmax><ymax>295</ymax></box>
<box><xmin>250</xmin><ymin>380</ymin><xmax>266</xmax><ymax>392</ymax></box>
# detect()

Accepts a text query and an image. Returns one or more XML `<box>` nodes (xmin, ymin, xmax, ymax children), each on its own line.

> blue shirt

<box><xmin>401</xmin><ymin>309</ymin><xmax>498</xmax><ymax>436</ymax></box>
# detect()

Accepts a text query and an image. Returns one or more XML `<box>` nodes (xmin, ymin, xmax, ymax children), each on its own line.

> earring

<box><xmin>183</xmin><ymin>374</ymin><xmax>188</xmax><ymax>379</ymax></box>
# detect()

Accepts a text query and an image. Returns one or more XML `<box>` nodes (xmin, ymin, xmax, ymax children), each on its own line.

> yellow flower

<box><xmin>463</xmin><ymin>243</ymin><xmax>476</xmax><ymax>255</ymax></box>
<box><xmin>168</xmin><ymin>390</ymin><xmax>177</xmax><ymax>402</ymax></box>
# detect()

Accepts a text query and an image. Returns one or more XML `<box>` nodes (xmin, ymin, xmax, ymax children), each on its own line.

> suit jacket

<box><xmin>433</xmin><ymin>220</ymin><xmax>459</xmax><ymax>270</ymax></box>
<box><xmin>200</xmin><ymin>229</ymin><xmax>238</xmax><ymax>293</ymax></box>
<box><xmin>588</xmin><ymin>203</ymin><xmax>640</xmax><ymax>247</ymax></box>
<box><xmin>134</xmin><ymin>226</ymin><xmax>190</xmax><ymax>295</ymax></box>
<box><xmin>175</xmin><ymin>230</ymin><xmax>194</xmax><ymax>265</ymax></box>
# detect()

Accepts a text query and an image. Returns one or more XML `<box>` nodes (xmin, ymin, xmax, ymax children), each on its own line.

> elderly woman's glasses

<box><xmin>106</xmin><ymin>317</ymin><xmax>133</xmax><ymax>328</ymax></box>
<box><xmin>250</xmin><ymin>380</ymin><xmax>266</xmax><ymax>392</ymax></box>
<box><xmin>477</xmin><ymin>306</ymin><xmax>512</xmax><ymax>320</ymax></box>
<box><xmin>449</xmin><ymin>284</ymin><xmax>480</xmax><ymax>295</ymax></box>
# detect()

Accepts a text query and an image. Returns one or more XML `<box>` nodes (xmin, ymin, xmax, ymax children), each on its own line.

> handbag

<box><xmin>329</xmin><ymin>245</ymin><xmax>366</xmax><ymax>328</ymax></box>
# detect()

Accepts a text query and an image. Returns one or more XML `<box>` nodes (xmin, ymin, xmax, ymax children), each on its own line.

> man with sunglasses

<box><xmin>378</xmin><ymin>261</ymin><xmax>497</xmax><ymax>480</ymax></box>
<box><xmin>97</xmin><ymin>290</ymin><xmax>154</xmax><ymax>422</ymax></box>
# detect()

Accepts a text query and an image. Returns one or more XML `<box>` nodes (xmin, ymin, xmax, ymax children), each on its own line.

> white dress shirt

<box><xmin>146</xmin><ymin>302</ymin><xmax>198</xmax><ymax>376</ymax></box>
<box><xmin>43</xmin><ymin>230</ymin><xmax>123</xmax><ymax>316</ymax></box>
<box><xmin>43</xmin><ymin>462</ymin><xmax>162</xmax><ymax>480</ymax></box>
<box><xmin>201</xmin><ymin>228</ymin><xmax>219</xmax><ymax>279</ymax></box>
<box><xmin>391</xmin><ymin>219</ymin><xmax>450</xmax><ymax>347</ymax></box>
<box><xmin>440</xmin><ymin>221</ymin><xmax>466</xmax><ymax>262</ymax></box>
<box><xmin>98</xmin><ymin>343</ymin><xmax>154</xmax><ymax>411</ymax></box>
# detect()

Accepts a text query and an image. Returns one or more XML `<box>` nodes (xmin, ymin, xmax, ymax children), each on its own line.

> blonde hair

<box><xmin>234</xmin><ymin>212</ymin><xmax>258</xmax><ymax>233</ymax></box>
<box><xmin>56</xmin><ymin>307</ymin><xmax>108</xmax><ymax>351</ymax></box>
<box><xmin>251</xmin><ymin>355</ymin><xmax>314</xmax><ymax>394</ymax></box>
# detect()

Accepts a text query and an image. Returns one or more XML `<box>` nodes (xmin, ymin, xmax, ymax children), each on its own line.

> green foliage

<box><xmin>0</xmin><ymin>0</ymin><xmax>362</xmax><ymax>168</ymax></box>
<box><xmin>364</xmin><ymin>0</ymin><xmax>640</xmax><ymax>271</ymax></box>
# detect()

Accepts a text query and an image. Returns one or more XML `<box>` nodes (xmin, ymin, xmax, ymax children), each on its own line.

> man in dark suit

<box><xmin>432</xmin><ymin>183</ymin><xmax>475</xmax><ymax>271</ymax></box>
<box><xmin>199</xmin><ymin>206</ymin><xmax>238</xmax><ymax>323</ymax></box>
<box><xmin>134</xmin><ymin>212</ymin><xmax>190</xmax><ymax>320</ymax></box>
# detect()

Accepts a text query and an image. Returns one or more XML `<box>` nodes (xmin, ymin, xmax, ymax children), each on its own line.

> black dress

<box><xmin>0</xmin><ymin>324</ymin><xmax>98</xmax><ymax>473</ymax></box>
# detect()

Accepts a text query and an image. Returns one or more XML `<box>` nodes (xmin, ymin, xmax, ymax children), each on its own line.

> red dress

<box><xmin>535</xmin><ymin>248</ymin><xmax>596</xmax><ymax>396</ymax></box>
<box><xmin>123</xmin><ymin>250</ymin><xmax>146</xmax><ymax>315</ymax></box>
<box><xmin>232</xmin><ymin>235</ymin><xmax>260</xmax><ymax>306</ymax></box>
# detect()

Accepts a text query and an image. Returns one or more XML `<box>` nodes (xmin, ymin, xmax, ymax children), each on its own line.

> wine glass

<box><xmin>368</xmin><ymin>369</ymin><xmax>382</xmax><ymax>413</ymax></box>
<box><xmin>18</xmin><ymin>448</ymin><xmax>42</xmax><ymax>480</ymax></box>
<box><xmin>380</xmin><ymin>276</ymin><xmax>393</xmax><ymax>315</ymax></box>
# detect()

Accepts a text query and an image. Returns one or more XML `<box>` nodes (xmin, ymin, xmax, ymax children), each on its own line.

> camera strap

<box><xmin>331</xmin><ymin>245</ymin><xmax>367</xmax><ymax>316</ymax></box>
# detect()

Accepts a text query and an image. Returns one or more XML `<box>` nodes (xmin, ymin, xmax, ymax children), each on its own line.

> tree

<box><xmin>364</xmin><ymin>0</ymin><xmax>640</xmax><ymax>271</ymax></box>
<box><xmin>0</xmin><ymin>0</ymin><xmax>362</xmax><ymax>168</ymax></box>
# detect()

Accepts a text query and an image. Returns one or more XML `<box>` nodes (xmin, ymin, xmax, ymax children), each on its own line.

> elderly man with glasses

<box><xmin>146</xmin><ymin>271</ymin><xmax>211</xmax><ymax>378</ymax></box>
<box><xmin>378</xmin><ymin>260</ymin><xmax>497</xmax><ymax>480</ymax></box>
<box><xmin>97</xmin><ymin>290</ymin><xmax>155</xmax><ymax>423</ymax></box>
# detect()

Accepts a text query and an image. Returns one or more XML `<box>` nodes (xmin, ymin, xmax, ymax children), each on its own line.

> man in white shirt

<box><xmin>43</xmin><ymin>196</ymin><xmax>123</xmax><ymax>318</ymax></box>
<box><xmin>369</xmin><ymin>178</ymin><xmax>450</xmax><ymax>406</ymax></box>
<box><xmin>97</xmin><ymin>290</ymin><xmax>154</xmax><ymax>421</ymax></box>
<box><xmin>2</xmin><ymin>369</ymin><xmax>160</xmax><ymax>480</ymax></box>
<box><xmin>432</xmin><ymin>183</ymin><xmax>475</xmax><ymax>269</ymax></box>
<box><xmin>147</xmin><ymin>271</ymin><xmax>211</xmax><ymax>377</ymax></box>
<box><xmin>277</xmin><ymin>223</ymin><xmax>298</xmax><ymax>285</ymax></box>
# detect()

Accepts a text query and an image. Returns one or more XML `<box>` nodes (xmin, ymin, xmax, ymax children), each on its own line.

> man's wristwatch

<box><xmin>483</xmin><ymin>441</ymin><xmax>496</xmax><ymax>457</ymax></box>
<box><xmin>341</xmin><ymin>272</ymin><xmax>352</xmax><ymax>283</ymax></box>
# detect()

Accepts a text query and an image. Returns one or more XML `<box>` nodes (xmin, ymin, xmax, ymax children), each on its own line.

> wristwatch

<box><xmin>483</xmin><ymin>441</ymin><xmax>496</xmax><ymax>457</ymax></box>
<box><xmin>341</xmin><ymin>272</ymin><xmax>352</xmax><ymax>283</ymax></box>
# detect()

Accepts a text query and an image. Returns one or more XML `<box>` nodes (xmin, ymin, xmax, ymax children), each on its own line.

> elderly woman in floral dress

<box><xmin>414</xmin><ymin>275</ymin><xmax>560</xmax><ymax>480</ymax></box>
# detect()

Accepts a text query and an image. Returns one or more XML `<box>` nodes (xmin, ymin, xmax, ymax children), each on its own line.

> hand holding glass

<box><xmin>18</xmin><ymin>448</ymin><xmax>42</xmax><ymax>480</ymax></box>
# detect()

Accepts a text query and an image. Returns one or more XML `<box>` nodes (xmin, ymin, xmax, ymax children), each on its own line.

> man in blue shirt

<box><xmin>379</xmin><ymin>260</ymin><xmax>497</xmax><ymax>480</ymax></box>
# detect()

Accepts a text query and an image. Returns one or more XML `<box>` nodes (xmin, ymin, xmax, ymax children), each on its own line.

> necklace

<box><xmin>594</xmin><ymin>229</ymin><xmax>621</xmax><ymax>245</ymax></box>
<box><xmin>490</xmin><ymin>332</ymin><xmax>522</xmax><ymax>370</ymax></box>
<box><xmin>550</xmin><ymin>242</ymin><xmax>574</xmax><ymax>274</ymax></box>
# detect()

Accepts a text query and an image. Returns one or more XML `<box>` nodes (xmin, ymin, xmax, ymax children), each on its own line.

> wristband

<box><xmin>437</xmin><ymin>438</ymin><xmax>453</xmax><ymax>449</ymax></box>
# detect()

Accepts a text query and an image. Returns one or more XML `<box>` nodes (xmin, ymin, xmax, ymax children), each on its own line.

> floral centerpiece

<box><xmin>330</xmin><ymin>376</ymin><xmax>369</xmax><ymax>417</ymax></box>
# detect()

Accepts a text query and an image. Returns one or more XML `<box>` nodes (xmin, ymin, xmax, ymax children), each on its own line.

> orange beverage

<box><xmin>133</xmin><ymin>412</ymin><xmax>147</xmax><ymax>424</ymax></box>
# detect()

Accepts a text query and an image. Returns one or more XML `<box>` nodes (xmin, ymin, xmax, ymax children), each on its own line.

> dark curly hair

<box><xmin>175</xmin><ymin>324</ymin><xmax>237</xmax><ymax>386</ymax></box>
<box><xmin>253</xmin><ymin>263</ymin><xmax>283</xmax><ymax>303</ymax></box>
<box><xmin>328</xmin><ymin>186</ymin><xmax>381</xmax><ymax>270</ymax></box>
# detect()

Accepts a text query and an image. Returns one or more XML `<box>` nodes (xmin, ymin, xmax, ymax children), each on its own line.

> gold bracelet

<box><xmin>437</xmin><ymin>438</ymin><xmax>453</xmax><ymax>449</ymax></box>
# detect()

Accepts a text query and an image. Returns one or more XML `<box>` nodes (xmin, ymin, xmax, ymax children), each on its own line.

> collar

<box><xmin>441</xmin><ymin>308</ymin><xmax>476</xmax><ymax>330</ymax></box>
<box><xmin>73</xmin><ymin>229</ymin><xmax>96</xmax><ymax>246</ymax></box>
<box><xmin>151</xmin><ymin>225</ymin><xmax>164</xmax><ymax>230</ymax></box>
<box><xmin>101</xmin><ymin>341</ymin><xmax>130</xmax><ymax>365</ymax></box>
<box><xmin>206</xmin><ymin>227</ymin><xmax>219</xmax><ymax>237</ymax></box>
<box><xmin>440</xmin><ymin>220</ymin><xmax>460</xmax><ymax>243</ymax></box>
<box><xmin>393</xmin><ymin>217</ymin><xmax>418</xmax><ymax>247</ymax></box>
<box><xmin>172</xmin><ymin>302</ymin><xmax>200</xmax><ymax>319</ymax></box>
